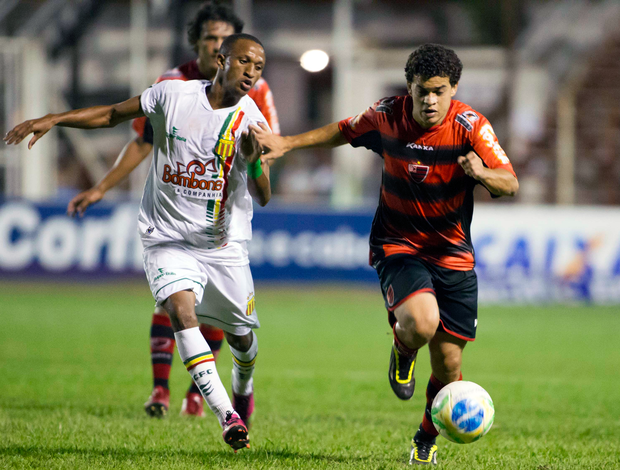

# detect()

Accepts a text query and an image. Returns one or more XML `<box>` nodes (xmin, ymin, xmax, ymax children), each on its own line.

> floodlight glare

<box><xmin>300</xmin><ymin>50</ymin><xmax>329</xmax><ymax>72</ymax></box>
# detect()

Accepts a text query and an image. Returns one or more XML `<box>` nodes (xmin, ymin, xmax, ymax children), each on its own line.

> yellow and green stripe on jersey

<box><xmin>206</xmin><ymin>108</ymin><xmax>245</xmax><ymax>230</ymax></box>
<box><xmin>183</xmin><ymin>351</ymin><xmax>215</xmax><ymax>371</ymax></box>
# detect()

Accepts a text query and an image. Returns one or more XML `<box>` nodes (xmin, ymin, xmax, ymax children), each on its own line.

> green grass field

<box><xmin>1</xmin><ymin>281</ymin><xmax>619</xmax><ymax>469</ymax></box>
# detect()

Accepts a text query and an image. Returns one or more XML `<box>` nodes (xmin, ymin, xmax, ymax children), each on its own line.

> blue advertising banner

<box><xmin>1</xmin><ymin>200</ymin><xmax>620</xmax><ymax>303</ymax></box>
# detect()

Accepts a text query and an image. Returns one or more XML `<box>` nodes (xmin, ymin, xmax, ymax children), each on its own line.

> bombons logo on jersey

<box><xmin>162</xmin><ymin>159</ymin><xmax>224</xmax><ymax>198</ymax></box>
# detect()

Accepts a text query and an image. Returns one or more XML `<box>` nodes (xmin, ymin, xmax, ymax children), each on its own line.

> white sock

<box><xmin>230</xmin><ymin>331</ymin><xmax>258</xmax><ymax>396</ymax></box>
<box><xmin>175</xmin><ymin>327</ymin><xmax>233</xmax><ymax>426</ymax></box>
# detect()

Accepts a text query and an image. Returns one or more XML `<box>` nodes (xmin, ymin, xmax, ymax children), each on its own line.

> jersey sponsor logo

<box><xmin>478</xmin><ymin>124</ymin><xmax>510</xmax><ymax>164</ymax></box>
<box><xmin>146</xmin><ymin>225</ymin><xmax>155</xmax><ymax>235</ymax></box>
<box><xmin>162</xmin><ymin>160</ymin><xmax>225</xmax><ymax>198</ymax></box>
<box><xmin>376</xmin><ymin>98</ymin><xmax>395</xmax><ymax>114</ymax></box>
<box><xmin>406</xmin><ymin>142</ymin><xmax>434</xmax><ymax>151</ymax></box>
<box><xmin>408</xmin><ymin>163</ymin><xmax>430</xmax><ymax>183</ymax></box>
<box><xmin>387</xmin><ymin>284</ymin><xmax>395</xmax><ymax>307</ymax></box>
<box><xmin>154</xmin><ymin>267</ymin><xmax>176</xmax><ymax>282</ymax></box>
<box><xmin>455</xmin><ymin>111</ymin><xmax>480</xmax><ymax>132</ymax></box>
<box><xmin>166</xmin><ymin>126</ymin><xmax>187</xmax><ymax>142</ymax></box>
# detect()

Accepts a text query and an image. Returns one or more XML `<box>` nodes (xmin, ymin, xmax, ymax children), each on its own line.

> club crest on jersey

<box><xmin>215</xmin><ymin>137</ymin><xmax>235</xmax><ymax>158</ymax></box>
<box><xmin>408</xmin><ymin>163</ymin><xmax>430</xmax><ymax>183</ymax></box>
<box><xmin>455</xmin><ymin>111</ymin><xmax>479</xmax><ymax>132</ymax></box>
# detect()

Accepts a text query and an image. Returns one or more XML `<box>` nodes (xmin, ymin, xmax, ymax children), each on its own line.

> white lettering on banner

<box><xmin>0</xmin><ymin>203</ymin><xmax>40</xmax><ymax>269</ymax></box>
<box><xmin>249</xmin><ymin>227</ymin><xmax>370</xmax><ymax>270</ymax></box>
<box><xmin>0</xmin><ymin>202</ymin><xmax>143</xmax><ymax>272</ymax></box>
<box><xmin>36</xmin><ymin>217</ymin><xmax>78</xmax><ymax>270</ymax></box>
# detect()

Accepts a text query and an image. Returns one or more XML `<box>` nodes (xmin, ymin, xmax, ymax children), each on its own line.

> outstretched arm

<box><xmin>251</xmin><ymin>121</ymin><xmax>348</xmax><ymax>162</ymax></box>
<box><xmin>67</xmin><ymin>136</ymin><xmax>154</xmax><ymax>216</ymax></box>
<box><xmin>3</xmin><ymin>96</ymin><xmax>144</xmax><ymax>149</ymax></box>
<box><xmin>240</xmin><ymin>129</ymin><xmax>271</xmax><ymax>207</ymax></box>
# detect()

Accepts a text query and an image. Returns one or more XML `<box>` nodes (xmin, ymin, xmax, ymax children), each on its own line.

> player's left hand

<box><xmin>240</xmin><ymin>128</ymin><xmax>263</xmax><ymax>164</ymax></box>
<box><xmin>457</xmin><ymin>151</ymin><xmax>486</xmax><ymax>180</ymax></box>
<box><xmin>3</xmin><ymin>116</ymin><xmax>55</xmax><ymax>149</ymax></box>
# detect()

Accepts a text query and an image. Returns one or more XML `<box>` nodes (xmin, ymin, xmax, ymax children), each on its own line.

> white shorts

<box><xmin>143</xmin><ymin>242</ymin><xmax>260</xmax><ymax>335</ymax></box>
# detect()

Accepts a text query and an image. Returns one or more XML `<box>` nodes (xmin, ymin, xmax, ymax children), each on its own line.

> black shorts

<box><xmin>376</xmin><ymin>254</ymin><xmax>478</xmax><ymax>341</ymax></box>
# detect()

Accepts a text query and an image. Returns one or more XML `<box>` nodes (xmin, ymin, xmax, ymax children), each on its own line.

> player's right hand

<box><xmin>3</xmin><ymin>116</ymin><xmax>55</xmax><ymax>149</ymax></box>
<box><xmin>249</xmin><ymin>122</ymin><xmax>287</xmax><ymax>162</ymax></box>
<box><xmin>67</xmin><ymin>187</ymin><xmax>105</xmax><ymax>217</ymax></box>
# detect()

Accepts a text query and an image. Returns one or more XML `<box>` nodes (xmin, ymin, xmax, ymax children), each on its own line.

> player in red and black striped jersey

<box><xmin>67</xmin><ymin>1</ymin><xmax>278</xmax><ymax>425</ymax></box>
<box><xmin>253</xmin><ymin>44</ymin><xmax>518</xmax><ymax>465</ymax></box>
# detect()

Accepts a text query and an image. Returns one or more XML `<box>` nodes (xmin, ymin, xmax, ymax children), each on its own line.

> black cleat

<box><xmin>389</xmin><ymin>341</ymin><xmax>417</xmax><ymax>400</ymax></box>
<box><xmin>409</xmin><ymin>428</ymin><xmax>438</xmax><ymax>465</ymax></box>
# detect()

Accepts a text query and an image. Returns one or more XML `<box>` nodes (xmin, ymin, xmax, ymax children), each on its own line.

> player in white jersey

<box><xmin>4</xmin><ymin>33</ymin><xmax>270</xmax><ymax>452</ymax></box>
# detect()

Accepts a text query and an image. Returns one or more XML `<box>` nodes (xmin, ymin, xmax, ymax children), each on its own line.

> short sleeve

<box><xmin>470</xmin><ymin>117</ymin><xmax>516</xmax><ymax>177</ymax></box>
<box><xmin>338</xmin><ymin>99</ymin><xmax>385</xmax><ymax>155</ymax></box>
<box><xmin>140</xmin><ymin>81</ymin><xmax>169</xmax><ymax>119</ymax></box>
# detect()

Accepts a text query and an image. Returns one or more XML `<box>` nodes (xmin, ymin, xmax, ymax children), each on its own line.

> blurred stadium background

<box><xmin>1</xmin><ymin>0</ymin><xmax>620</xmax><ymax>302</ymax></box>
<box><xmin>1</xmin><ymin>2</ymin><xmax>620</xmax><ymax>468</ymax></box>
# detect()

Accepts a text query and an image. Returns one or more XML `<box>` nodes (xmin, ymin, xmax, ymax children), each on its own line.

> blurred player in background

<box><xmin>6</xmin><ymin>33</ymin><xmax>272</xmax><ymax>452</ymax></box>
<box><xmin>253</xmin><ymin>44</ymin><xmax>518</xmax><ymax>465</ymax></box>
<box><xmin>67</xmin><ymin>0</ymin><xmax>279</xmax><ymax>423</ymax></box>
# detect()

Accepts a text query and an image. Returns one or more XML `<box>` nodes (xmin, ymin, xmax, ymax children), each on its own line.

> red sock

<box><xmin>200</xmin><ymin>324</ymin><xmax>225</xmax><ymax>360</ymax></box>
<box><xmin>150</xmin><ymin>312</ymin><xmax>175</xmax><ymax>390</ymax></box>
<box><xmin>421</xmin><ymin>373</ymin><xmax>463</xmax><ymax>436</ymax></box>
<box><xmin>393</xmin><ymin>323</ymin><xmax>417</xmax><ymax>356</ymax></box>
<box><xmin>187</xmin><ymin>324</ymin><xmax>225</xmax><ymax>394</ymax></box>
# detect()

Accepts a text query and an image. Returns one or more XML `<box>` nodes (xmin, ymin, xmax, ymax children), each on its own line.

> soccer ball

<box><xmin>431</xmin><ymin>380</ymin><xmax>495</xmax><ymax>444</ymax></box>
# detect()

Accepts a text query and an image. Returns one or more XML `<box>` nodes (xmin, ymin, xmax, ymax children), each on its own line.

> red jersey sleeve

<box><xmin>338</xmin><ymin>98</ymin><xmax>388</xmax><ymax>155</ymax></box>
<box><xmin>248</xmin><ymin>78</ymin><xmax>280</xmax><ymax>135</ymax></box>
<box><xmin>470</xmin><ymin>116</ymin><xmax>516</xmax><ymax>177</ymax></box>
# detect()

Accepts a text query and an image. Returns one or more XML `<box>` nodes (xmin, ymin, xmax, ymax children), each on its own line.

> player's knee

<box><xmin>397</xmin><ymin>307</ymin><xmax>439</xmax><ymax>342</ymax></box>
<box><xmin>226</xmin><ymin>331</ymin><xmax>253</xmax><ymax>352</ymax></box>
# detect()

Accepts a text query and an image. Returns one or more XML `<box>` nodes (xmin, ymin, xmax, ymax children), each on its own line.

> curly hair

<box><xmin>405</xmin><ymin>44</ymin><xmax>462</xmax><ymax>86</ymax></box>
<box><xmin>187</xmin><ymin>1</ymin><xmax>244</xmax><ymax>52</ymax></box>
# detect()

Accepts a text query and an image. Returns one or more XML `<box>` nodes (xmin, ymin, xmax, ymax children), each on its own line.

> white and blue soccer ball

<box><xmin>431</xmin><ymin>380</ymin><xmax>495</xmax><ymax>444</ymax></box>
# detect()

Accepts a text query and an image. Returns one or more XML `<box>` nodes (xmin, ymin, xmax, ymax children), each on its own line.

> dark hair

<box><xmin>405</xmin><ymin>43</ymin><xmax>463</xmax><ymax>86</ymax></box>
<box><xmin>219</xmin><ymin>33</ymin><xmax>264</xmax><ymax>57</ymax></box>
<box><xmin>187</xmin><ymin>1</ymin><xmax>244</xmax><ymax>51</ymax></box>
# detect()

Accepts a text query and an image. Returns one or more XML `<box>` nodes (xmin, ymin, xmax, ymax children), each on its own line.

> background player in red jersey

<box><xmin>67</xmin><ymin>1</ymin><xmax>279</xmax><ymax>423</ymax></box>
<box><xmin>252</xmin><ymin>44</ymin><xmax>518</xmax><ymax>465</ymax></box>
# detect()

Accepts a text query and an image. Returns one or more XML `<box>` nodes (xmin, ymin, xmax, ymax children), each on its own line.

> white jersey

<box><xmin>137</xmin><ymin>80</ymin><xmax>268</xmax><ymax>264</ymax></box>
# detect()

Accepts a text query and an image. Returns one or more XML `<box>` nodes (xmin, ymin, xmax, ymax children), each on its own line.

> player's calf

<box><xmin>228</xmin><ymin>331</ymin><xmax>258</xmax><ymax>429</ymax></box>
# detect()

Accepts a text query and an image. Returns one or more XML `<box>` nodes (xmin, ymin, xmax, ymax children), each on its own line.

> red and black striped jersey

<box><xmin>132</xmin><ymin>59</ymin><xmax>280</xmax><ymax>140</ymax></box>
<box><xmin>339</xmin><ymin>96</ymin><xmax>516</xmax><ymax>271</ymax></box>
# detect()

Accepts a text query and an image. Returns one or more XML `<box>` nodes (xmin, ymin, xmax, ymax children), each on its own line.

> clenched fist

<box><xmin>457</xmin><ymin>151</ymin><xmax>486</xmax><ymax>180</ymax></box>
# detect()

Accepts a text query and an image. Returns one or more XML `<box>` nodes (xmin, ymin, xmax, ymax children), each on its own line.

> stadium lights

<box><xmin>300</xmin><ymin>49</ymin><xmax>329</xmax><ymax>72</ymax></box>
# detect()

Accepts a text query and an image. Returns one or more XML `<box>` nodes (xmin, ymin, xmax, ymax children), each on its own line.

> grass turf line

<box><xmin>0</xmin><ymin>281</ymin><xmax>619</xmax><ymax>469</ymax></box>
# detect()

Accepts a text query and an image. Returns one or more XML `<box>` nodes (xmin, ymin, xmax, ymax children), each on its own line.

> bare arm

<box><xmin>241</xmin><ymin>129</ymin><xmax>271</xmax><ymax>206</ymax></box>
<box><xmin>458</xmin><ymin>151</ymin><xmax>519</xmax><ymax>197</ymax></box>
<box><xmin>3</xmin><ymin>96</ymin><xmax>144</xmax><ymax>149</ymax></box>
<box><xmin>67</xmin><ymin>136</ymin><xmax>153</xmax><ymax>216</ymax></box>
<box><xmin>251</xmin><ymin>121</ymin><xmax>348</xmax><ymax>162</ymax></box>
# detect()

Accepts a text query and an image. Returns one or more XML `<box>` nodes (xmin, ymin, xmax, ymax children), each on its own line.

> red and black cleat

<box><xmin>144</xmin><ymin>385</ymin><xmax>170</xmax><ymax>418</ymax></box>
